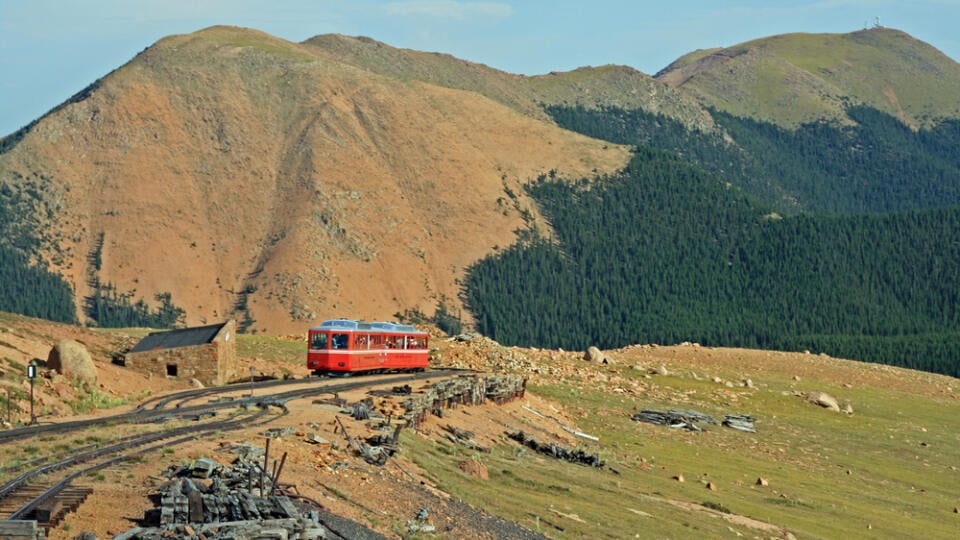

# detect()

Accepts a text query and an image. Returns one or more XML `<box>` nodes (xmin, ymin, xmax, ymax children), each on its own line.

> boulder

<box><xmin>47</xmin><ymin>339</ymin><xmax>96</xmax><ymax>386</ymax></box>
<box><xmin>650</xmin><ymin>365</ymin><xmax>669</xmax><ymax>376</ymax></box>
<box><xmin>805</xmin><ymin>391</ymin><xmax>840</xmax><ymax>412</ymax></box>
<box><xmin>583</xmin><ymin>346</ymin><xmax>605</xmax><ymax>363</ymax></box>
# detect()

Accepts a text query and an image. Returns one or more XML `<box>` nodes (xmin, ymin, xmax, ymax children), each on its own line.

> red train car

<box><xmin>307</xmin><ymin>319</ymin><xmax>429</xmax><ymax>375</ymax></box>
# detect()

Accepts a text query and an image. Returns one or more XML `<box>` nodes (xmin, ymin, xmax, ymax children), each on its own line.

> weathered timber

<box><xmin>402</xmin><ymin>375</ymin><xmax>526</xmax><ymax>428</ymax></box>
<box><xmin>631</xmin><ymin>409</ymin><xmax>718</xmax><ymax>432</ymax></box>
<box><xmin>632</xmin><ymin>408</ymin><xmax>758</xmax><ymax>433</ymax></box>
<box><xmin>722</xmin><ymin>414</ymin><xmax>757</xmax><ymax>432</ymax></box>
<box><xmin>506</xmin><ymin>431</ymin><xmax>604</xmax><ymax>468</ymax></box>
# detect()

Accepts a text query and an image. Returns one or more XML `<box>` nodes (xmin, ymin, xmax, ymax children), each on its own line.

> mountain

<box><xmin>300</xmin><ymin>34</ymin><xmax>717</xmax><ymax>132</ymax></box>
<box><xmin>4</xmin><ymin>24</ymin><xmax>960</xmax><ymax>359</ymax></box>
<box><xmin>656</xmin><ymin>27</ymin><xmax>960</xmax><ymax>128</ymax></box>
<box><xmin>0</xmin><ymin>26</ymin><xmax>631</xmax><ymax>334</ymax></box>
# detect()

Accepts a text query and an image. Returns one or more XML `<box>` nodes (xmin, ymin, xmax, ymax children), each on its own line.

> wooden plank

<box><xmin>0</xmin><ymin>519</ymin><xmax>39</xmax><ymax>536</ymax></box>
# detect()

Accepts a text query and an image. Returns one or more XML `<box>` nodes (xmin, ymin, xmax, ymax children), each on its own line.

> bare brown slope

<box><xmin>302</xmin><ymin>34</ymin><xmax>717</xmax><ymax>132</ymax></box>
<box><xmin>0</xmin><ymin>26</ymin><xmax>630</xmax><ymax>334</ymax></box>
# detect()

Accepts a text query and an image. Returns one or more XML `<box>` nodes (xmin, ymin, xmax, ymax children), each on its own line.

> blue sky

<box><xmin>1</xmin><ymin>0</ymin><xmax>958</xmax><ymax>136</ymax></box>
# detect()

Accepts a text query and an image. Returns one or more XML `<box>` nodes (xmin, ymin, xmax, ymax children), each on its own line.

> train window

<box><xmin>354</xmin><ymin>334</ymin><xmax>369</xmax><ymax>348</ymax></box>
<box><xmin>311</xmin><ymin>333</ymin><xmax>328</xmax><ymax>349</ymax></box>
<box><xmin>332</xmin><ymin>333</ymin><xmax>349</xmax><ymax>349</ymax></box>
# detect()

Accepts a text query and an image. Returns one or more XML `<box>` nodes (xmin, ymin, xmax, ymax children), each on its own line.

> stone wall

<box><xmin>123</xmin><ymin>321</ymin><xmax>238</xmax><ymax>387</ymax></box>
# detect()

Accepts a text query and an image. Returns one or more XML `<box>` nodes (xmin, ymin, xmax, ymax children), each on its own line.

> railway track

<box><xmin>0</xmin><ymin>369</ymin><xmax>453</xmax><ymax>532</ymax></box>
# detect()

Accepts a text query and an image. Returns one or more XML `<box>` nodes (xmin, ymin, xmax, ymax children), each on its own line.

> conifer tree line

<box><xmin>0</xmin><ymin>180</ymin><xmax>77</xmax><ymax>324</ymax></box>
<box><xmin>84</xmin><ymin>280</ymin><xmax>185</xmax><ymax>329</ymax></box>
<box><xmin>0</xmin><ymin>243</ymin><xmax>76</xmax><ymax>323</ymax></box>
<box><xmin>465</xmin><ymin>110</ymin><xmax>960</xmax><ymax>378</ymax></box>
<box><xmin>545</xmin><ymin>104</ymin><xmax>960</xmax><ymax>215</ymax></box>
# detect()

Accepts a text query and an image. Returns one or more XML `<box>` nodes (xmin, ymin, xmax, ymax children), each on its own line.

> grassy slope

<box><xmin>406</xmin><ymin>346</ymin><xmax>960</xmax><ymax>538</ymax></box>
<box><xmin>657</xmin><ymin>28</ymin><xmax>960</xmax><ymax>128</ymax></box>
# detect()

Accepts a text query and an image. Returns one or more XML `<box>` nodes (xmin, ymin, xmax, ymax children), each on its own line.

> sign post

<box><xmin>27</xmin><ymin>361</ymin><xmax>37</xmax><ymax>425</ymax></box>
<box><xmin>249</xmin><ymin>366</ymin><xmax>255</xmax><ymax>397</ymax></box>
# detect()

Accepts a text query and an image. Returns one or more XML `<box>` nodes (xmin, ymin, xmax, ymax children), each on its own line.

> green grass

<box><xmin>67</xmin><ymin>387</ymin><xmax>128</xmax><ymax>415</ymax></box>
<box><xmin>404</xmin><ymin>363</ymin><xmax>960</xmax><ymax>539</ymax></box>
<box><xmin>673</xmin><ymin>28</ymin><xmax>960</xmax><ymax>128</ymax></box>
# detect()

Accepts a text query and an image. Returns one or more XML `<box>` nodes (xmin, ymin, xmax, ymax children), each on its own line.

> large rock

<box><xmin>805</xmin><ymin>391</ymin><xmax>840</xmax><ymax>412</ymax></box>
<box><xmin>47</xmin><ymin>339</ymin><xmax>97</xmax><ymax>386</ymax></box>
<box><xmin>584</xmin><ymin>346</ymin><xmax>614</xmax><ymax>364</ymax></box>
<box><xmin>584</xmin><ymin>346</ymin><xmax>605</xmax><ymax>362</ymax></box>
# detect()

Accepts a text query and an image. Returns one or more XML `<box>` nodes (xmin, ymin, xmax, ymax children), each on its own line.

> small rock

<box><xmin>459</xmin><ymin>458</ymin><xmax>489</xmax><ymax>480</ymax></box>
<box><xmin>706</xmin><ymin>482</ymin><xmax>718</xmax><ymax>491</ymax></box>
<box><xmin>673</xmin><ymin>473</ymin><xmax>684</xmax><ymax>482</ymax></box>
<box><xmin>756</xmin><ymin>477</ymin><xmax>768</xmax><ymax>487</ymax></box>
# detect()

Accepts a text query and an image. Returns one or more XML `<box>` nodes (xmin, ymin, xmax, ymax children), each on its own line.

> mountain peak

<box><xmin>656</xmin><ymin>27</ymin><xmax>960</xmax><ymax>127</ymax></box>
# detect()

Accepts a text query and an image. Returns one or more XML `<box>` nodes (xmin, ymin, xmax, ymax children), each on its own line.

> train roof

<box><xmin>310</xmin><ymin>319</ymin><xmax>426</xmax><ymax>334</ymax></box>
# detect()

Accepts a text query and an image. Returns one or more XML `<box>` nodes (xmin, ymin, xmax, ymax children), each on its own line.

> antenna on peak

<box><xmin>873</xmin><ymin>16</ymin><xmax>881</xmax><ymax>29</ymax></box>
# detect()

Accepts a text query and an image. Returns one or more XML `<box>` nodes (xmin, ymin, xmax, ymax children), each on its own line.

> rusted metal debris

<box><xmin>632</xmin><ymin>409</ymin><xmax>756</xmax><ymax>433</ymax></box>
<box><xmin>506</xmin><ymin>431</ymin><xmax>604</xmax><ymax>468</ymax></box>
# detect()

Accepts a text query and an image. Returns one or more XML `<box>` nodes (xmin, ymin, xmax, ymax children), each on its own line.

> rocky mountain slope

<box><xmin>0</xmin><ymin>26</ymin><xmax>631</xmax><ymax>334</ymax></box>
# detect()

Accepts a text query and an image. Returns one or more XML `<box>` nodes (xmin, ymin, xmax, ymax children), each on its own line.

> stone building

<box><xmin>122</xmin><ymin>320</ymin><xmax>239</xmax><ymax>386</ymax></box>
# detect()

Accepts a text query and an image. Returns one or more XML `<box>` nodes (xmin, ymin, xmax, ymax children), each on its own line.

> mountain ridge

<box><xmin>4</xmin><ymin>25</ymin><xmax>960</xmax><ymax>337</ymax></box>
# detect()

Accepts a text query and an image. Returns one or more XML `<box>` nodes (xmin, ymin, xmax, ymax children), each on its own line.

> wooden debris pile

<box><xmin>506</xmin><ymin>431</ymin><xmax>604</xmax><ymax>468</ymax></box>
<box><xmin>111</xmin><ymin>448</ymin><xmax>329</xmax><ymax>540</ymax></box>
<box><xmin>101</xmin><ymin>439</ymin><xmax>397</xmax><ymax>540</ymax></box>
<box><xmin>632</xmin><ymin>409</ymin><xmax>756</xmax><ymax>433</ymax></box>
<box><xmin>441</xmin><ymin>424</ymin><xmax>489</xmax><ymax>452</ymax></box>
<box><xmin>402</xmin><ymin>375</ymin><xmax>526</xmax><ymax>428</ymax></box>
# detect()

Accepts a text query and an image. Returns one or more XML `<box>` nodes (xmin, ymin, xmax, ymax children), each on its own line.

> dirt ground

<box><xmin>0</xmin><ymin>318</ymin><xmax>583</xmax><ymax>539</ymax></box>
<box><xmin>2</xmin><ymin>316</ymin><xmax>956</xmax><ymax>539</ymax></box>
<box><xmin>46</xmin><ymin>383</ymin><xmax>569</xmax><ymax>540</ymax></box>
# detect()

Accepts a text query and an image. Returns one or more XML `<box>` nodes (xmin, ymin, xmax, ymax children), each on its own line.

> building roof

<box><xmin>129</xmin><ymin>322</ymin><xmax>229</xmax><ymax>353</ymax></box>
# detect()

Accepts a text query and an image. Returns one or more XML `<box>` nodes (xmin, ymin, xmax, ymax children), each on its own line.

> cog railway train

<box><xmin>307</xmin><ymin>319</ymin><xmax>429</xmax><ymax>375</ymax></box>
